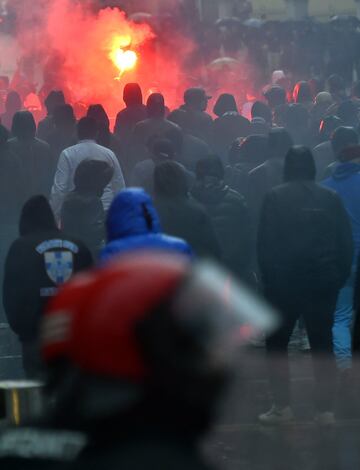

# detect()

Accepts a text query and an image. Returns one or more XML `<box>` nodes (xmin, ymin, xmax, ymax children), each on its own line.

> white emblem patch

<box><xmin>44</xmin><ymin>251</ymin><xmax>74</xmax><ymax>285</ymax></box>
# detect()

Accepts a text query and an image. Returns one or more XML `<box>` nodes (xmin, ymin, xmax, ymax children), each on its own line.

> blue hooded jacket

<box><xmin>323</xmin><ymin>162</ymin><xmax>360</xmax><ymax>259</ymax></box>
<box><xmin>100</xmin><ymin>188</ymin><xmax>192</xmax><ymax>262</ymax></box>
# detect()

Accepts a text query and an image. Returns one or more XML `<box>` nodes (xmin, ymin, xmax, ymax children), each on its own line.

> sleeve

<box><xmin>50</xmin><ymin>151</ymin><xmax>72</xmax><ymax>222</ymax></box>
<box><xmin>3</xmin><ymin>241</ymin><xmax>38</xmax><ymax>338</ymax></box>
<box><xmin>334</xmin><ymin>194</ymin><xmax>354</xmax><ymax>286</ymax></box>
<box><xmin>110</xmin><ymin>153</ymin><xmax>126</xmax><ymax>196</ymax></box>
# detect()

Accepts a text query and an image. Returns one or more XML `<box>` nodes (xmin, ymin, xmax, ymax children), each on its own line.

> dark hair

<box><xmin>77</xmin><ymin>117</ymin><xmax>98</xmax><ymax>141</ymax></box>
<box><xmin>54</xmin><ymin>104</ymin><xmax>75</xmax><ymax>128</ymax></box>
<box><xmin>228</xmin><ymin>135</ymin><xmax>268</xmax><ymax>166</ymax></box>
<box><xmin>147</xmin><ymin>93</ymin><xmax>165</xmax><ymax>119</ymax></box>
<box><xmin>283</xmin><ymin>146</ymin><xmax>316</xmax><ymax>182</ymax></box>
<box><xmin>154</xmin><ymin>161</ymin><xmax>188</xmax><ymax>198</ymax></box>
<box><xmin>86</xmin><ymin>104</ymin><xmax>110</xmax><ymax>130</ymax></box>
<box><xmin>74</xmin><ymin>159</ymin><xmax>114</xmax><ymax>195</ymax></box>
<box><xmin>44</xmin><ymin>90</ymin><xmax>65</xmax><ymax>115</ymax></box>
<box><xmin>213</xmin><ymin>94</ymin><xmax>237</xmax><ymax>117</ymax></box>
<box><xmin>11</xmin><ymin>111</ymin><xmax>36</xmax><ymax>140</ymax></box>
<box><xmin>292</xmin><ymin>81</ymin><xmax>312</xmax><ymax>104</ymax></box>
<box><xmin>337</xmin><ymin>100</ymin><xmax>359</xmax><ymax>127</ymax></box>
<box><xmin>331</xmin><ymin>126</ymin><xmax>359</xmax><ymax>158</ymax></box>
<box><xmin>19</xmin><ymin>195</ymin><xmax>57</xmax><ymax>236</ymax></box>
<box><xmin>263</xmin><ymin>86</ymin><xmax>286</xmax><ymax>108</ymax></box>
<box><xmin>268</xmin><ymin>127</ymin><xmax>293</xmax><ymax>159</ymax></box>
<box><xmin>123</xmin><ymin>83</ymin><xmax>143</xmax><ymax>107</ymax></box>
<box><xmin>195</xmin><ymin>155</ymin><xmax>224</xmax><ymax>180</ymax></box>
<box><xmin>251</xmin><ymin>101</ymin><xmax>272</xmax><ymax>124</ymax></box>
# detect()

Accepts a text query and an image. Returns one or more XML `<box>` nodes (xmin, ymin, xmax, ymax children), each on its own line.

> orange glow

<box><xmin>109</xmin><ymin>35</ymin><xmax>138</xmax><ymax>78</ymax></box>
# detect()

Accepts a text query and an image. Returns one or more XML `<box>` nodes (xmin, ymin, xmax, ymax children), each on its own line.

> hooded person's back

<box><xmin>61</xmin><ymin>160</ymin><xmax>113</xmax><ymax>259</ymax></box>
<box><xmin>153</xmin><ymin>161</ymin><xmax>221</xmax><ymax>260</ymax></box>
<box><xmin>8</xmin><ymin>111</ymin><xmax>55</xmax><ymax>199</ymax></box>
<box><xmin>3</xmin><ymin>195</ymin><xmax>93</xmax><ymax>377</ymax></box>
<box><xmin>100</xmin><ymin>188</ymin><xmax>192</xmax><ymax>263</ymax></box>
<box><xmin>114</xmin><ymin>83</ymin><xmax>147</xmax><ymax>139</ymax></box>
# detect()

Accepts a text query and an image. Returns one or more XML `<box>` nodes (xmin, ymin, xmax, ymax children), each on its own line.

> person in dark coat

<box><xmin>168</xmin><ymin>88</ymin><xmax>213</xmax><ymax>144</ymax></box>
<box><xmin>312</xmin><ymin>115</ymin><xmax>342</xmax><ymax>180</ymax></box>
<box><xmin>258</xmin><ymin>146</ymin><xmax>353</xmax><ymax>425</ymax></box>
<box><xmin>37</xmin><ymin>90</ymin><xmax>66</xmax><ymax>141</ymax></box>
<box><xmin>61</xmin><ymin>160</ymin><xmax>114</xmax><ymax>259</ymax></box>
<box><xmin>191</xmin><ymin>156</ymin><xmax>252</xmax><ymax>282</ymax></box>
<box><xmin>8</xmin><ymin>111</ymin><xmax>55</xmax><ymax>199</ymax></box>
<box><xmin>0</xmin><ymin>124</ymin><xmax>25</xmax><ymax>322</ymax></box>
<box><xmin>3</xmin><ymin>196</ymin><xmax>93</xmax><ymax>377</ymax></box>
<box><xmin>212</xmin><ymin>93</ymin><xmax>251</xmax><ymax>163</ymax></box>
<box><xmin>153</xmin><ymin>161</ymin><xmax>221</xmax><ymax>260</ymax></box>
<box><xmin>1</xmin><ymin>90</ymin><xmax>22</xmax><ymax>131</ymax></box>
<box><xmin>114</xmin><ymin>82</ymin><xmax>147</xmax><ymax>139</ymax></box>
<box><xmin>45</xmin><ymin>104</ymin><xmax>77</xmax><ymax>164</ymax></box>
<box><xmin>247</xmin><ymin>128</ymin><xmax>293</xmax><ymax>224</ymax></box>
<box><xmin>100</xmin><ymin>188</ymin><xmax>192</xmax><ymax>263</ymax></box>
<box><xmin>225</xmin><ymin>135</ymin><xmax>268</xmax><ymax>197</ymax></box>
<box><xmin>323</xmin><ymin>126</ymin><xmax>359</xmax><ymax>179</ymax></box>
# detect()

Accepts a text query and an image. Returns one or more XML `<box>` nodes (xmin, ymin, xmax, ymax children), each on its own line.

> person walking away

<box><xmin>50</xmin><ymin>117</ymin><xmax>125</xmax><ymax>221</ymax></box>
<box><xmin>8</xmin><ymin>111</ymin><xmax>54</xmax><ymax>200</ymax></box>
<box><xmin>3</xmin><ymin>196</ymin><xmax>93</xmax><ymax>378</ymax></box>
<box><xmin>100</xmin><ymin>188</ymin><xmax>192</xmax><ymax>263</ymax></box>
<box><xmin>191</xmin><ymin>156</ymin><xmax>253</xmax><ymax>284</ymax></box>
<box><xmin>45</xmin><ymin>104</ymin><xmax>77</xmax><ymax>165</ymax></box>
<box><xmin>153</xmin><ymin>161</ymin><xmax>221</xmax><ymax>260</ymax></box>
<box><xmin>37</xmin><ymin>90</ymin><xmax>65</xmax><ymax>141</ymax></box>
<box><xmin>258</xmin><ymin>146</ymin><xmax>353</xmax><ymax>425</ymax></box>
<box><xmin>322</xmin><ymin>144</ymin><xmax>360</xmax><ymax>371</ymax></box>
<box><xmin>61</xmin><ymin>160</ymin><xmax>113</xmax><ymax>259</ymax></box>
<box><xmin>1</xmin><ymin>90</ymin><xmax>21</xmax><ymax>131</ymax></box>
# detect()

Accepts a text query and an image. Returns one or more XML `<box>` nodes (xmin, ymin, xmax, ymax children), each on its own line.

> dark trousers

<box><xmin>265</xmin><ymin>288</ymin><xmax>339</xmax><ymax>412</ymax></box>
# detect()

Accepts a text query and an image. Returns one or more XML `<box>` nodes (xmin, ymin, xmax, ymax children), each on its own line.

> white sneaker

<box><xmin>314</xmin><ymin>411</ymin><xmax>335</xmax><ymax>426</ymax></box>
<box><xmin>259</xmin><ymin>405</ymin><xmax>294</xmax><ymax>425</ymax></box>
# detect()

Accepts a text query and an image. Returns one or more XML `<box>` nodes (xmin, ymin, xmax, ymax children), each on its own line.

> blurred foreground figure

<box><xmin>258</xmin><ymin>146</ymin><xmax>353</xmax><ymax>425</ymax></box>
<box><xmin>3</xmin><ymin>196</ymin><xmax>93</xmax><ymax>378</ymax></box>
<box><xmin>0</xmin><ymin>252</ymin><xmax>276</xmax><ymax>468</ymax></box>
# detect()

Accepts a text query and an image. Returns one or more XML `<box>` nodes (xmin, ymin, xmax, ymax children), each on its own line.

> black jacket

<box><xmin>258</xmin><ymin>181</ymin><xmax>353</xmax><ymax>293</ymax></box>
<box><xmin>3</xmin><ymin>230</ymin><xmax>93</xmax><ymax>342</ymax></box>
<box><xmin>61</xmin><ymin>193</ymin><xmax>105</xmax><ymax>259</ymax></box>
<box><xmin>154</xmin><ymin>195</ymin><xmax>222</xmax><ymax>260</ymax></box>
<box><xmin>191</xmin><ymin>184</ymin><xmax>252</xmax><ymax>278</ymax></box>
<box><xmin>8</xmin><ymin>138</ymin><xmax>55</xmax><ymax>199</ymax></box>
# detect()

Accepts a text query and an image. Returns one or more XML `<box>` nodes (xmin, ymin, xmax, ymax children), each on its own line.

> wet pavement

<box><xmin>206</xmin><ymin>348</ymin><xmax>360</xmax><ymax>470</ymax></box>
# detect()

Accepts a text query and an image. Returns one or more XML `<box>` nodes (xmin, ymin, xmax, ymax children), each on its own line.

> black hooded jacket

<box><xmin>258</xmin><ymin>181</ymin><xmax>353</xmax><ymax>293</ymax></box>
<box><xmin>3</xmin><ymin>197</ymin><xmax>93</xmax><ymax>342</ymax></box>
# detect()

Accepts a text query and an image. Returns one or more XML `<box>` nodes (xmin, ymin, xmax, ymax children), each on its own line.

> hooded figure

<box><xmin>45</xmin><ymin>104</ymin><xmax>77</xmax><ymax>163</ymax></box>
<box><xmin>247</xmin><ymin>128</ymin><xmax>293</xmax><ymax>223</ymax></box>
<box><xmin>100</xmin><ymin>188</ymin><xmax>192</xmax><ymax>263</ymax></box>
<box><xmin>212</xmin><ymin>94</ymin><xmax>251</xmax><ymax>163</ymax></box>
<box><xmin>114</xmin><ymin>83</ymin><xmax>147</xmax><ymax>139</ymax></box>
<box><xmin>8</xmin><ymin>111</ymin><xmax>54</xmax><ymax>200</ymax></box>
<box><xmin>191</xmin><ymin>156</ymin><xmax>252</xmax><ymax>282</ymax></box>
<box><xmin>258</xmin><ymin>146</ymin><xmax>353</xmax><ymax>425</ymax></box>
<box><xmin>3</xmin><ymin>195</ymin><xmax>93</xmax><ymax>377</ymax></box>
<box><xmin>153</xmin><ymin>161</ymin><xmax>221</xmax><ymax>260</ymax></box>
<box><xmin>61</xmin><ymin>160</ymin><xmax>113</xmax><ymax>258</ymax></box>
<box><xmin>37</xmin><ymin>90</ymin><xmax>66</xmax><ymax>141</ymax></box>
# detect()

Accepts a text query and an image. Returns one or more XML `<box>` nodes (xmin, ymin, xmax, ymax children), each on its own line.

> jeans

<box><xmin>333</xmin><ymin>270</ymin><xmax>356</xmax><ymax>370</ymax></box>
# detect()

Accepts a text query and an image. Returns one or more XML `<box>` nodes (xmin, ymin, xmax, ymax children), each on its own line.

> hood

<box><xmin>106</xmin><ymin>189</ymin><xmax>161</xmax><ymax>241</ymax></box>
<box><xmin>332</xmin><ymin>162</ymin><xmax>360</xmax><ymax>180</ymax></box>
<box><xmin>20</xmin><ymin>195</ymin><xmax>58</xmax><ymax>236</ymax></box>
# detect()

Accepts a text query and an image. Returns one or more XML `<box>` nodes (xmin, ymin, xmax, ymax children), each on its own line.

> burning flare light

<box><xmin>109</xmin><ymin>35</ymin><xmax>138</xmax><ymax>78</ymax></box>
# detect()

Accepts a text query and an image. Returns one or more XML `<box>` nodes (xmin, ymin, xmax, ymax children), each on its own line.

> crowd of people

<box><xmin>0</xmin><ymin>62</ymin><xmax>359</xmax><ymax>465</ymax></box>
